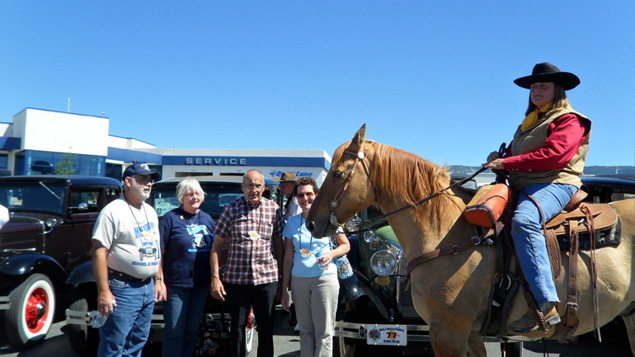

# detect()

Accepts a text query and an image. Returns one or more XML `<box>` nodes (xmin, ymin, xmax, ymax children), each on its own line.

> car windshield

<box><xmin>0</xmin><ymin>182</ymin><xmax>67</xmax><ymax>215</ymax></box>
<box><xmin>152</xmin><ymin>183</ymin><xmax>245</xmax><ymax>219</ymax></box>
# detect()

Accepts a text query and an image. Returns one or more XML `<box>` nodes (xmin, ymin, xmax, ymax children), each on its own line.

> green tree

<box><xmin>54</xmin><ymin>152</ymin><xmax>76</xmax><ymax>175</ymax></box>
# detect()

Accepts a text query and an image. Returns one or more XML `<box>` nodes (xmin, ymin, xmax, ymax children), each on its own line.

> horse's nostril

<box><xmin>307</xmin><ymin>221</ymin><xmax>315</xmax><ymax>232</ymax></box>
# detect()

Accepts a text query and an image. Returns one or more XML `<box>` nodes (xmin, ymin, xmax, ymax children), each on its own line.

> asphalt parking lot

<box><xmin>1</xmin><ymin>307</ymin><xmax>632</xmax><ymax>356</ymax></box>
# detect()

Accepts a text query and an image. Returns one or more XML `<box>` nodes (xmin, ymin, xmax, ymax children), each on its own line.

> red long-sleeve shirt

<box><xmin>503</xmin><ymin>113</ymin><xmax>590</xmax><ymax>172</ymax></box>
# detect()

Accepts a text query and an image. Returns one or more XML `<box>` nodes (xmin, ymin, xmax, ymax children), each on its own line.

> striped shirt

<box><xmin>213</xmin><ymin>196</ymin><xmax>284</xmax><ymax>285</ymax></box>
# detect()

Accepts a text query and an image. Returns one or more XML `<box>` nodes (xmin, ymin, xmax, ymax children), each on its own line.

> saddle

<box><xmin>543</xmin><ymin>190</ymin><xmax>619</xmax><ymax>279</ymax></box>
<box><xmin>479</xmin><ymin>188</ymin><xmax>620</xmax><ymax>339</ymax></box>
<box><xmin>541</xmin><ymin>190</ymin><xmax>619</xmax><ymax>339</ymax></box>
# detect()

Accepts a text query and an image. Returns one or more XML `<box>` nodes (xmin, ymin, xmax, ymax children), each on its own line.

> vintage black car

<box><xmin>0</xmin><ymin>176</ymin><xmax>121</xmax><ymax>348</ymax></box>
<box><xmin>334</xmin><ymin>175</ymin><xmax>635</xmax><ymax>356</ymax></box>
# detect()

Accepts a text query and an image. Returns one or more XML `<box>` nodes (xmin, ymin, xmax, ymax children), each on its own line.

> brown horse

<box><xmin>307</xmin><ymin>124</ymin><xmax>635</xmax><ymax>356</ymax></box>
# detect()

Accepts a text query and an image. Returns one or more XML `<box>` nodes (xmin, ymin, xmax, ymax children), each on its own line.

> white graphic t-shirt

<box><xmin>92</xmin><ymin>197</ymin><xmax>160</xmax><ymax>279</ymax></box>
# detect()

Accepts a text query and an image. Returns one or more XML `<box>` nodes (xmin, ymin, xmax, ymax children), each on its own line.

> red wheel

<box><xmin>4</xmin><ymin>273</ymin><xmax>56</xmax><ymax>347</ymax></box>
<box><xmin>245</xmin><ymin>309</ymin><xmax>255</xmax><ymax>354</ymax></box>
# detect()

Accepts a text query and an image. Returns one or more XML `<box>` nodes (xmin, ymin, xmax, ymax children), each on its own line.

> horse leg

<box><xmin>429</xmin><ymin>324</ymin><xmax>479</xmax><ymax>357</ymax></box>
<box><xmin>429</xmin><ymin>327</ymin><xmax>465</xmax><ymax>356</ymax></box>
<box><xmin>622</xmin><ymin>311</ymin><xmax>635</xmax><ymax>356</ymax></box>
<box><xmin>466</xmin><ymin>332</ymin><xmax>487</xmax><ymax>356</ymax></box>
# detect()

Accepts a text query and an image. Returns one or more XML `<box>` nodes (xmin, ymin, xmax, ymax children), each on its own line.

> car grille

<box><xmin>395</xmin><ymin>256</ymin><xmax>422</xmax><ymax>319</ymax></box>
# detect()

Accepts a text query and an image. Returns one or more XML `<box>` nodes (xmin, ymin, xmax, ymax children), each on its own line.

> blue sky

<box><xmin>1</xmin><ymin>1</ymin><xmax>634</xmax><ymax>166</ymax></box>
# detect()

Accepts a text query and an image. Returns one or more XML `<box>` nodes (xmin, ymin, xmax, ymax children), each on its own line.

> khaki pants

<box><xmin>291</xmin><ymin>274</ymin><xmax>340</xmax><ymax>357</ymax></box>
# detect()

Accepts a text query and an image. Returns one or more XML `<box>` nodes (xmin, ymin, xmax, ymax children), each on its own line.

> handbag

<box><xmin>331</xmin><ymin>239</ymin><xmax>353</xmax><ymax>279</ymax></box>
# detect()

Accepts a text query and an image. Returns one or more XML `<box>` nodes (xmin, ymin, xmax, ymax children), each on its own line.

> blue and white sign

<box><xmin>269</xmin><ymin>170</ymin><xmax>314</xmax><ymax>179</ymax></box>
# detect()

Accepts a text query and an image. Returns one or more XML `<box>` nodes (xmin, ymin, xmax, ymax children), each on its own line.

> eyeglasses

<box><xmin>133</xmin><ymin>176</ymin><xmax>155</xmax><ymax>185</ymax></box>
<box><xmin>244</xmin><ymin>183</ymin><xmax>263</xmax><ymax>191</ymax></box>
<box><xmin>297</xmin><ymin>192</ymin><xmax>315</xmax><ymax>199</ymax></box>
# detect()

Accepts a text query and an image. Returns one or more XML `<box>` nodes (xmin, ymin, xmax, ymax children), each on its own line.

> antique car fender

<box><xmin>65</xmin><ymin>261</ymin><xmax>96</xmax><ymax>288</ymax></box>
<box><xmin>0</xmin><ymin>253</ymin><xmax>66</xmax><ymax>280</ymax></box>
<box><xmin>339</xmin><ymin>272</ymin><xmax>391</xmax><ymax>322</ymax></box>
<box><xmin>0</xmin><ymin>254</ymin><xmax>67</xmax><ymax>311</ymax></box>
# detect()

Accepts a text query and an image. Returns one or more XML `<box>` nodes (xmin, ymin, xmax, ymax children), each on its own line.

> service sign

<box><xmin>366</xmin><ymin>325</ymin><xmax>407</xmax><ymax>346</ymax></box>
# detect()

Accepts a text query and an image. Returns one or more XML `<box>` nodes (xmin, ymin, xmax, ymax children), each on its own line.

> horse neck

<box><xmin>378</xmin><ymin>190</ymin><xmax>470</xmax><ymax>259</ymax></box>
<box><xmin>367</xmin><ymin>143</ymin><xmax>473</xmax><ymax>257</ymax></box>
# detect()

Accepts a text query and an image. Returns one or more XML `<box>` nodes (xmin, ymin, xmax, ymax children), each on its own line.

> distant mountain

<box><xmin>448</xmin><ymin>165</ymin><xmax>635</xmax><ymax>181</ymax></box>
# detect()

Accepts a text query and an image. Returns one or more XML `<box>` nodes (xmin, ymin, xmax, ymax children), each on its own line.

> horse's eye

<box><xmin>333</xmin><ymin>170</ymin><xmax>344</xmax><ymax>178</ymax></box>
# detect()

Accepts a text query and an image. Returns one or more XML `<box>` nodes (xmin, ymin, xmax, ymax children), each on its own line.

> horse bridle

<box><xmin>328</xmin><ymin>147</ymin><xmax>377</xmax><ymax>228</ymax></box>
<box><xmin>327</xmin><ymin>146</ymin><xmax>492</xmax><ymax>284</ymax></box>
<box><xmin>328</xmin><ymin>146</ymin><xmax>488</xmax><ymax>231</ymax></box>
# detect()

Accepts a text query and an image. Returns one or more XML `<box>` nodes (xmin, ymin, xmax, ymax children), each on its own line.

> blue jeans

<box><xmin>98</xmin><ymin>277</ymin><xmax>155</xmax><ymax>357</ymax></box>
<box><xmin>511</xmin><ymin>183</ymin><xmax>577</xmax><ymax>306</ymax></box>
<box><xmin>162</xmin><ymin>285</ymin><xmax>209</xmax><ymax>357</ymax></box>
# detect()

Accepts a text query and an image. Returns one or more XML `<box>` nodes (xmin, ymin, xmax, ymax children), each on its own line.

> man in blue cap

<box><xmin>91</xmin><ymin>162</ymin><xmax>162</xmax><ymax>356</ymax></box>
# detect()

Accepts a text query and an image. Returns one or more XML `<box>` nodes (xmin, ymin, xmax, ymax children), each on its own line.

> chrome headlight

<box><xmin>45</xmin><ymin>218</ymin><xmax>59</xmax><ymax>228</ymax></box>
<box><xmin>370</xmin><ymin>250</ymin><xmax>397</xmax><ymax>277</ymax></box>
<box><xmin>345</xmin><ymin>216</ymin><xmax>361</xmax><ymax>232</ymax></box>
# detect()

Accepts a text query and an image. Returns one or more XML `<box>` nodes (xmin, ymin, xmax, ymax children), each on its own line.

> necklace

<box><xmin>299</xmin><ymin>215</ymin><xmax>313</xmax><ymax>257</ymax></box>
<box><xmin>125</xmin><ymin>197</ymin><xmax>150</xmax><ymax>238</ymax></box>
<box><xmin>185</xmin><ymin>210</ymin><xmax>200</xmax><ymax>227</ymax></box>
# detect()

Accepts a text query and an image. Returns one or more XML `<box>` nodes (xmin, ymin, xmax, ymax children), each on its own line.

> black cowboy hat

<box><xmin>514</xmin><ymin>62</ymin><xmax>580</xmax><ymax>90</ymax></box>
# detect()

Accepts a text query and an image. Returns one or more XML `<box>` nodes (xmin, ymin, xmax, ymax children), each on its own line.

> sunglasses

<box><xmin>133</xmin><ymin>176</ymin><xmax>155</xmax><ymax>185</ymax></box>
<box><xmin>297</xmin><ymin>192</ymin><xmax>315</xmax><ymax>199</ymax></box>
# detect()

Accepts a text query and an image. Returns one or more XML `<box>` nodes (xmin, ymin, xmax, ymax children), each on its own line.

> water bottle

<box><xmin>313</xmin><ymin>243</ymin><xmax>328</xmax><ymax>270</ymax></box>
<box><xmin>91</xmin><ymin>311</ymin><xmax>108</xmax><ymax>328</ymax></box>
<box><xmin>91</xmin><ymin>299</ymin><xmax>115</xmax><ymax>328</ymax></box>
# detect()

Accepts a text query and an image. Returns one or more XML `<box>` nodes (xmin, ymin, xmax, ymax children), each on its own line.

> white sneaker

<box><xmin>294</xmin><ymin>323</ymin><xmax>300</xmax><ymax>332</ymax></box>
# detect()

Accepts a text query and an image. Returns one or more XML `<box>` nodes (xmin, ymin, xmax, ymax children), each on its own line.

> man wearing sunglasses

<box><xmin>91</xmin><ymin>162</ymin><xmax>162</xmax><ymax>356</ymax></box>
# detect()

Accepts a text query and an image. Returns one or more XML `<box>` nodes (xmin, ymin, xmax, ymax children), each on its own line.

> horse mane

<box><xmin>362</xmin><ymin>140</ymin><xmax>463</xmax><ymax>231</ymax></box>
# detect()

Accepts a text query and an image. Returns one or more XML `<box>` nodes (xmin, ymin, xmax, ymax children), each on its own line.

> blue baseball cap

<box><xmin>122</xmin><ymin>163</ymin><xmax>160</xmax><ymax>180</ymax></box>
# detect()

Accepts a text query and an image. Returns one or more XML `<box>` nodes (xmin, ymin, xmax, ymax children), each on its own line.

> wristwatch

<box><xmin>153</xmin><ymin>276</ymin><xmax>162</xmax><ymax>281</ymax></box>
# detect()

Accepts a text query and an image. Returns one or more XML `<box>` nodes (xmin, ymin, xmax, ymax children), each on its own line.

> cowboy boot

<box><xmin>509</xmin><ymin>302</ymin><xmax>561</xmax><ymax>333</ymax></box>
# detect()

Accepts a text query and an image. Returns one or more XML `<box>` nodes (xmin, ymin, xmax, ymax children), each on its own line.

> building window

<box><xmin>14</xmin><ymin>152</ymin><xmax>25</xmax><ymax>175</ymax></box>
<box><xmin>17</xmin><ymin>150</ymin><xmax>106</xmax><ymax>176</ymax></box>
<box><xmin>106</xmin><ymin>163</ymin><xmax>123</xmax><ymax>180</ymax></box>
<box><xmin>176</xmin><ymin>172</ymin><xmax>213</xmax><ymax>177</ymax></box>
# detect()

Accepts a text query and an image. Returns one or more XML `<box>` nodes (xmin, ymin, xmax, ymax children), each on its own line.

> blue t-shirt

<box><xmin>160</xmin><ymin>208</ymin><xmax>215</xmax><ymax>288</ymax></box>
<box><xmin>282</xmin><ymin>214</ymin><xmax>336</xmax><ymax>278</ymax></box>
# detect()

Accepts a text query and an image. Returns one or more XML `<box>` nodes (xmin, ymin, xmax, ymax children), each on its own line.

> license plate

<box><xmin>366</xmin><ymin>325</ymin><xmax>407</xmax><ymax>346</ymax></box>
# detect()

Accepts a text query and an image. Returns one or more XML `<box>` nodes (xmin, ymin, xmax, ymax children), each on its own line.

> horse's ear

<box><xmin>348</xmin><ymin>124</ymin><xmax>367</xmax><ymax>152</ymax></box>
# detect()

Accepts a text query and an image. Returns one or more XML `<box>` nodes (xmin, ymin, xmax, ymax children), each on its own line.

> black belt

<box><xmin>108</xmin><ymin>268</ymin><xmax>150</xmax><ymax>283</ymax></box>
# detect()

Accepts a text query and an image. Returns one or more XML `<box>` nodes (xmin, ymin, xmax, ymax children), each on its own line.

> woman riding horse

<box><xmin>307</xmin><ymin>123</ymin><xmax>634</xmax><ymax>356</ymax></box>
<box><xmin>484</xmin><ymin>62</ymin><xmax>591</xmax><ymax>333</ymax></box>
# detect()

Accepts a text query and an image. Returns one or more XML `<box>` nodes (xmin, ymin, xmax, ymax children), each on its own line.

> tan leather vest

<box><xmin>509</xmin><ymin>107</ymin><xmax>591</xmax><ymax>189</ymax></box>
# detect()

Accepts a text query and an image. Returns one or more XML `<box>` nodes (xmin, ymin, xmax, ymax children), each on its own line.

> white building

<box><xmin>0</xmin><ymin>108</ymin><xmax>331</xmax><ymax>184</ymax></box>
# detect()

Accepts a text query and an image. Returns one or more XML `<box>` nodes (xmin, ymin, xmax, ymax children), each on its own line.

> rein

<box><xmin>401</xmin><ymin>168</ymin><xmax>492</xmax><ymax>281</ymax></box>
<box><xmin>327</xmin><ymin>145</ymin><xmax>491</xmax><ymax>283</ymax></box>
<box><xmin>348</xmin><ymin>166</ymin><xmax>489</xmax><ymax>234</ymax></box>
